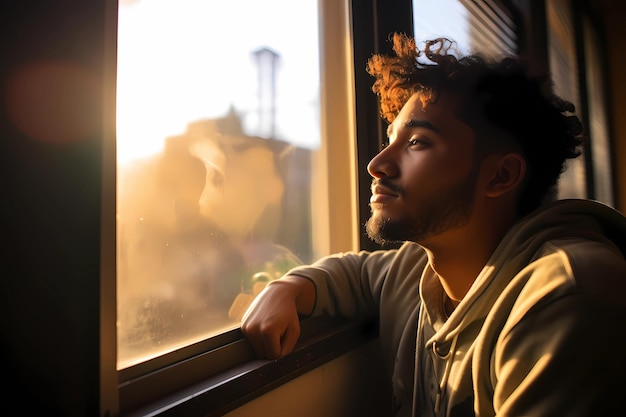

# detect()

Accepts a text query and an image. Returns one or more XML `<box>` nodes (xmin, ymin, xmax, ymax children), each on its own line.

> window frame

<box><xmin>106</xmin><ymin>0</ymin><xmax>364</xmax><ymax>414</ymax></box>
<box><xmin>118</xmin><ymin>317</ymin><xmax>378</xmax><ymax>416</ymax></box>
<box><xmin>351</xmin><ymin>0</ymin><xmax>415</xmax><ymax>252</ymax></box>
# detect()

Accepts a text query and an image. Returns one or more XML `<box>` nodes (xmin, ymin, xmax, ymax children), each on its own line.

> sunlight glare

<box><xmin>116</xmin><ymin>0</ymin><xmax>320</xmax><ymax>165</ymax></box>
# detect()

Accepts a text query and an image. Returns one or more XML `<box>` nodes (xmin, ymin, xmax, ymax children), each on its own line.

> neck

<box><xmin>422</xmin><ymin>210</ymin><xmax>517</xmax><ymax>303</ymax></box>
<box><xmin>425</xmin><ymin>246</ymin><xmax>487</xmax><ymax>303</ymax></box>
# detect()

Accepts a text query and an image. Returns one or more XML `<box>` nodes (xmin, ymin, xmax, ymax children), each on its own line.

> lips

<box><xmin>370</xmin><ymin>181</ymin><xmax>400</xmax><ymax>204</ymax></box>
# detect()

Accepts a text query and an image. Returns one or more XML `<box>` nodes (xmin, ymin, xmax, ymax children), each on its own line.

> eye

<box><xmin>380</xmin><ymin>140</ymin><xmax>389</xmax><ymax>151</ymax></box>
<box><xmin>408</xmin><ymin>137</ymin><xmax>430</xmax><ymax>148</ymax></box>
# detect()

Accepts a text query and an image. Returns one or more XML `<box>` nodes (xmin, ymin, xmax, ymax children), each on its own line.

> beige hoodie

<box><xmin>282</xmin><ymin>199</ymin><xmax>626</xmax><ymax>416</ymax></box>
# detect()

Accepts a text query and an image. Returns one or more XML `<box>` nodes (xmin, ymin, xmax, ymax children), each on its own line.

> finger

<box><xmin>248</xmin><ymin>338</ymin><xmax>267</xmax><ymax>359</ymax></box>
<box><xmin>242</xmin><ymin>323</ymin><xmax>274</xmax><ymax>359</ymax></box>
<box><xmin>280</xmin><ymin>321</ymin><xmax>300</xmax><ymax>357</ymax></box>
<box><xmin>262</xmin><ymin>328</ymin><xmax>283</xmax><ymax>360</ymax></box>
<box><xmin>241</xmin><ymin>323</ymin><xmax>263</xmax><ymax>358</ymax></box>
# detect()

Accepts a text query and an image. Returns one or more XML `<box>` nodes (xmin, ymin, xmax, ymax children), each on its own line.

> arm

<box><xmin>241</xmin><ymin>247</ymin><xmax>403</xmax><ymax>359</ymax></box>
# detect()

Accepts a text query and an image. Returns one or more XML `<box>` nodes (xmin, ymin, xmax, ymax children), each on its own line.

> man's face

<box><xmin>366</xmin><ymin>92</ymin><xmax>479</xmax><ymax>246</ymax></box>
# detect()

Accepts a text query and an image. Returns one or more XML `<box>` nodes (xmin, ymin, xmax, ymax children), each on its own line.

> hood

<box><xmin>425</xmin><ymin>198</ymin><xmax>626</xmax><ymax>345</ymax></box>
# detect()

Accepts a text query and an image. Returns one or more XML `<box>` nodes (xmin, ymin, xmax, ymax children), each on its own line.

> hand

<box><xmin>241</xmin><ymin>276</ymin><xmax>315</xmax><ymax>359</ymax></box>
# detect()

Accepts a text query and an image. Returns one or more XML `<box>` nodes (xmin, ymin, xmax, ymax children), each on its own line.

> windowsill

<box><xmin>120</xmin><ymin>316</ymin><xmax>378</xmax><ymax>416</ymax></box>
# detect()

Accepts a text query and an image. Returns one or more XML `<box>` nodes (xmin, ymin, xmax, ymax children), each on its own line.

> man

<box><xmin>241</xmin><ymin>34</ymin><xmax>626</xmax><ymax>416</ymax></box>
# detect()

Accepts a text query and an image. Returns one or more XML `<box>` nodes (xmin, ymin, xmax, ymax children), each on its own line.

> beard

<box><xmin>365</xmin><ymin>173</ymin><xmax>477</xmax><ymax>246</ymax></box>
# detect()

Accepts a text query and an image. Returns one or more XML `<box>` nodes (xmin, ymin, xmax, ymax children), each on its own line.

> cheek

<box><xmin>406</xmin><ymin>148</ymin><xmax>473</xmax><ymax>182</ymax></box>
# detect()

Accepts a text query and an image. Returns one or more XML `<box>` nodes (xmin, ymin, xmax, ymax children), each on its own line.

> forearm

<box><xmin>283</xmin><ymin>248</ymin><xmax>401</xmax><ymax>318</ymax></box>
<box><xmin>267</xmin><ymin>275</ymin><xmax>316</xmax><ymax>317</ymax></box>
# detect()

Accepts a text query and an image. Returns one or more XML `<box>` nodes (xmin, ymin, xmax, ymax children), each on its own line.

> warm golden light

<box><xmin>116</xmin><ymin>0</ymin><xmax>320</xmax><ymax>165</ymax></box>
<box><xmin>116</xmin><ymin>0</ymin><xmax>320</xmax><ymax>368</ymax></box>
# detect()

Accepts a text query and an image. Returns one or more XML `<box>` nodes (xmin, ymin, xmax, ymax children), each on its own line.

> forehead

<box><xmin>387</xmin><ymin>92</ymin><xmax>473</xmax><ymax>139</ymax></box>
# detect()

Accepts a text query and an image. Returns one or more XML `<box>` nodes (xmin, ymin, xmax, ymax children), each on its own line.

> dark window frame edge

<box><xmin>120</xmin><ymin>316</ymin><xmax>379</xmax><ymax>416</ymax></box>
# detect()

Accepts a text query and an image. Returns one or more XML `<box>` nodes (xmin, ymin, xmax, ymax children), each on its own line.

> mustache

<box><xmin>371</xmin><ymin>178</ymin><xmax>403</xmax><ymax>195</ymax></box>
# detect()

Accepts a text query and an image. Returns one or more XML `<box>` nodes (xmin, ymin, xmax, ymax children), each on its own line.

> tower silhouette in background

<box><xmin>253</xmin><ymin>47</ymin><xmax>280</xmax><ymax>139</ymax></box>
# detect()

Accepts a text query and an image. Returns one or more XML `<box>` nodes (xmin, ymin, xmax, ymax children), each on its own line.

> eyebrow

<box><xmin>387</xmin><ymin>118</ymin><xmax>440</xmax><ymax>137</ymax></box>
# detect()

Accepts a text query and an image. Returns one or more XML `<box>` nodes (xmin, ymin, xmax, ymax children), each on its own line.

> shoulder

<box><xmin>503</xmin><ymin>236</ymin><xmax>626</xmax><ymax>327</ymax></box>
<box><xmin>547</xmin><ymin>237</ymin><xmax>626</xmax><ymax>306</ymax></box>
<box><xmin>355</xmin><ymin>241</ymin><xmax>427</xmax><ymax>269</ymax></box>
<box><xmin>509</xmin><ymin>199</ymin><xmax>626</xmax><ymax>306</ymax></box>
<box><xmin>388</xmin><ymin>242</ymin><xmax>429</xmax><ymax>272</ymax></box>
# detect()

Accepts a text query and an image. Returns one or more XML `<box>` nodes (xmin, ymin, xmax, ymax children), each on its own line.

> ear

<box><xmin>484</xmin><ymin>153</ymin><xmax>526</xmax><ymax>197</ymax></box>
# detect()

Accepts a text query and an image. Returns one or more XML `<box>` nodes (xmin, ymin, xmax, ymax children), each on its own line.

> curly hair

<box><xmin>367</xmin><ymin>33</ymin><xmax>584</xmax><ymax>216</ymax></box>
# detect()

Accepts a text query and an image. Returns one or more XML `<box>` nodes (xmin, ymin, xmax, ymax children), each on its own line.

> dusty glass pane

<box><xmin>116</xmin><ymin>0</ymin><xmax>320</xmax><ymax>368</ymax></box>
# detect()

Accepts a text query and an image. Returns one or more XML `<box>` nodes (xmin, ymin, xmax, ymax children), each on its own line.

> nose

<box><xmin>367</xmin><ymin>145</ymin><xmax>398</xmax><ymax>179</ymax></box>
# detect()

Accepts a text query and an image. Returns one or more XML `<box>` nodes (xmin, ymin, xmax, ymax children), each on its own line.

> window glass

<box><xmin>116</xmin><ymin>0</ymin><xmax>320</xmax><ymax>369</ymax></box>
<box><xmin>413</xmin><ymin>0</ymin><xmax>516</xmax><ymax>56</ymax></box>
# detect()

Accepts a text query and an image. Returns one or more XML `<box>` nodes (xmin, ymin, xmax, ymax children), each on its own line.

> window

<box><xmin>412</xmin><ymin>0</ymin><xmax>517</xmax><ymax>55</ymax></box>
<box><xmin>114</xmin><ymin>0</ymin><xmax>359</xmax><ymax>413</ymax></box>
<box><xmin>547</xmin><ymin>0</ymin><xmax>615</xmax><ymax>205</ymax></box>
<box><xmin>116</xmin><ymin>0</ymin><xmax>358</xmax><ymax>371</ymax></box>
<box><xmin>547</xmin><ymin>0</ymin><xmax>587</xmax><ymax>199</ymax></box>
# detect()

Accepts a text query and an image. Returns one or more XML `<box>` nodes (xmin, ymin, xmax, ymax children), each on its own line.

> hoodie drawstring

<box><xmin>433</xmin><ymin>333</ymin><xmax>459</xmax><ymax>414</ymax></box>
